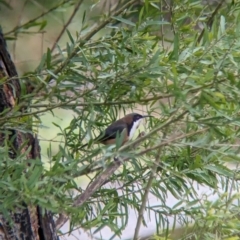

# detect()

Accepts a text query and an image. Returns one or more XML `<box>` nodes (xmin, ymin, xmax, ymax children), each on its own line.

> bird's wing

<box><xmin>98</xmin><ymin>123</ymin><xmax>127</xmax><ymax>141</ymax></box>
<box><xmin>79</xmin><ymin>123</ymin><xmax>127</xmax><ymax>148</ymax></box>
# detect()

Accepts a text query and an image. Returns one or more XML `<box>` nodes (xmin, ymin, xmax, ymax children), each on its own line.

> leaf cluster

<box><xmin>1</xmin><ymin>0</ymin><xmax>240</xmax><ymax>239</ymax></box>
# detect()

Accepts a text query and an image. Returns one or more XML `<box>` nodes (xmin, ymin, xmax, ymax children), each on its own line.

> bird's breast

<box><xmin>129</xmin><ymin>119</ymin><xmax>142</xmax><ymax>139</ymax></box>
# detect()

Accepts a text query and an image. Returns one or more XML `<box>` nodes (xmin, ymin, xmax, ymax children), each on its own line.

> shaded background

<box><xmin>0</xmin><ymin>0</ymin><xmax>227</xmax><ymax>239</ymax></box>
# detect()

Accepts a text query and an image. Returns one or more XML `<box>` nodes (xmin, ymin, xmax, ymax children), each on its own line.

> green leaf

<box><xmin>205</xmin><ymin>165</ymin><xmax>233</xmax><ymax>178</ymax></box>
<box><xmin>27</xmin><ymin>163</ymin><xmax>43</xmax><ymax>189</ymax></box>
<box><xmin>66</xmin><ymin>29</ymin><xmax>75</xmax><ymax>44</ymax></box>
<box><xmin>145</xmin><ymin>20</ymin><xmax>170</xmax><ymax>26</ymax></box>
<box><xmin>112</xmin><ymin>16</ymin><xmax>136</xmax><ymax>26</ymax></box>
<box><xmin>46</xmin><ymin>48</ymin><xmax>52</xmax><ymax>69</ymax></box>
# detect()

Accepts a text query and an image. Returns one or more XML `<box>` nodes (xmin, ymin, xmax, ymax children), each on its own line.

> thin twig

<box><xmin>12</xmin><ymin>0</ymin><xmax>29</xmax><ymax>61</ymax></box>
<box><xmin>55</xmin><ymin>106</ymin><xmax>188</xmax><ymax>229</ymax></box>
<box><xmin>55</xmin><ymin>160</ymin><xmax>122</xmax><ymax>230</ymax></box>
<box><xmin>133</xmin><ymin>146</ymin><xmax>162</xmax><ymax>240</ymax></box>
<box><xmin>51</xmin><ymin>0</ymin><xmax>84</xmax><ymax>52</ymax></box>
<box><xmin>0</xmin><ymin>87</ymin><xmax>95</xmax><ymax>123</ymax></box>
<box><xmin>72</xmin><ymin>127</ymin><xmax>209</xmax><ymax>178</ymax></box>
<box><xmin>55</xmin><ymin>124</ymin><xmax>208</xmax><ymax>230</ymax></box>
<box><xmin>29</xmin><ymin>93</ymin><xmax>171</xmax><ymax>108</ymax></box>
<box><xmin>163</xmin><ymin>0</ymin><xmax>176</xmax><ymax>36</ymax></box>
<box><xmin>44</xmin><ymin>0</ymin><xmax>139</xmax><ymax>84</ymax></box>
<box><xmin>4</xmin><ymin>0</ymin><xmax>71</xmax><ymax>35</ymax></box>
<box><xmin>197</xmin><ymin>0</ymin><xmax>225</xmax><ymax>43</ymax></box>
<box><xmin>133</xmin><ymin>169</ymin><xmax>155</xmax><ymax>239</ymax></box>
<box><xmin>160</xmin><ymin>1</ymin><xmax>164</xmax><ymax>48</ymax></box>
<box><xmin>136</xmin><ymin>127</ymin><xmax>208</xmax><ymax>156</ymax></box>
<box><xmin>26</xmin><ymin>76</ymin><xmax>226</xmax><ymax>111</ymax></box>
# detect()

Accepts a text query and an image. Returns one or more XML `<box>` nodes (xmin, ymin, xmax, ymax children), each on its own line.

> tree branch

<box><xmin>197</xmin><ymin>0</ymin><xmax>225</xmax><ymax>43</ymax></box>
<box><xmin>29</xmin><ymin>93</ymin><xmax>172</xmax><ymax>108</ymax></box>
<box><xmin>133</xmin><ymin>147</ymin><xmax>162</xmax><ymax>240</ymax></box>
<box><xmin>55</xmin><ymin>106</ymin><xmax>189</xmax><ymax>229</ymax></box>
<box><xmin>4</xmin><ymin>0</ymin><xmax>71</xmax><ymax>36</ymax></box>
<box><xmin>56</xmin><ymin>119</ymin><xmax>208</xmax><ymax>230</ymax></box>
<box><xmin>133</xmin><ymin>126</ymin><xmax>169</xmax><ymax>240</ymax></box>
<box><xmin>51</xmin><ymin>0</ymin><xmax>84</xmax><ymax>52</ymax></box>
<box><xmin>44</xmin><ymin>0</ymin><xmax>139</xmax><ymax>84</ymax></box>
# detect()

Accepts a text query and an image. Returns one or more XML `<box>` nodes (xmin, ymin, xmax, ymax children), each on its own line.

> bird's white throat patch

<box><xmin>129</xmin><ymin>119</ymin><xmax>142</xmax><ymax>139</ymax></box>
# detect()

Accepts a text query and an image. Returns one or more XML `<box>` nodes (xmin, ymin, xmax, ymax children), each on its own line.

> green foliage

<box><xmin>1</xmin><ymin>0</ymin><xmax>240</xmax><ymax>239</ymax></box>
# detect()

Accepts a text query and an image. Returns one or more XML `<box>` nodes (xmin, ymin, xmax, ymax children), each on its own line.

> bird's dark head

<box><xmin>128</xmin><ymin>113</ymin><xmax>152</xmax><ymax>123</ymax></box>
<box><xmin>124</xmin><ymin>113</ymin><xmax>152</xmax><ymax>139</ymax></box>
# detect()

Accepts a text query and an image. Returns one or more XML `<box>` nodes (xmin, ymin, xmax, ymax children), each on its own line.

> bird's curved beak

<box><xmin>142</xmin><ymin>115</ymin><xmax>153</xmax><ymax>118</ymax></box>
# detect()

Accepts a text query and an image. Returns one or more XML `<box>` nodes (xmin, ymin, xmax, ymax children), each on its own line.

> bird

<box><xmin>79</xmin><ymin>113</ymin><xmax>152</xmax><ymax>149</ymax></box>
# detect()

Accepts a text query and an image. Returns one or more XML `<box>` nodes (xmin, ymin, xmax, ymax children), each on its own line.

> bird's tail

<box><xmin>78</xmin><ymin>133</ymin><xmax>104</xmax><ymax>150</ymax></box>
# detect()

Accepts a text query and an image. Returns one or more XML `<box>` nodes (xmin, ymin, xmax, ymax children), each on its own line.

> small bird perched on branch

<box><xmin>80</xmin><ymin>113</ymin><xmax>152</xmax><ymax>149</ymax></box>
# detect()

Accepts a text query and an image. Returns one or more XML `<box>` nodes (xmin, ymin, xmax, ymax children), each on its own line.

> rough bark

<box><xmin>0</xmin><ymin>31</ymin><xmax>58</xmax><ymax>240</ymax></box>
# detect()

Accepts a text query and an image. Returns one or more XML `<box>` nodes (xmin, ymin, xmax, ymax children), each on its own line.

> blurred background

<box><xmin>0</xmin><ymin>1</ymin><xmax>232</xmax><ymax>239</ymax></box>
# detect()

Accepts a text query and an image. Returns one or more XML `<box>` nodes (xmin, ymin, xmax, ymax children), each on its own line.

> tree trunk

<box><xmin>0</xmin><ymin>31</ymin><xmax>58</xmax><ymax>240</ymax></box>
